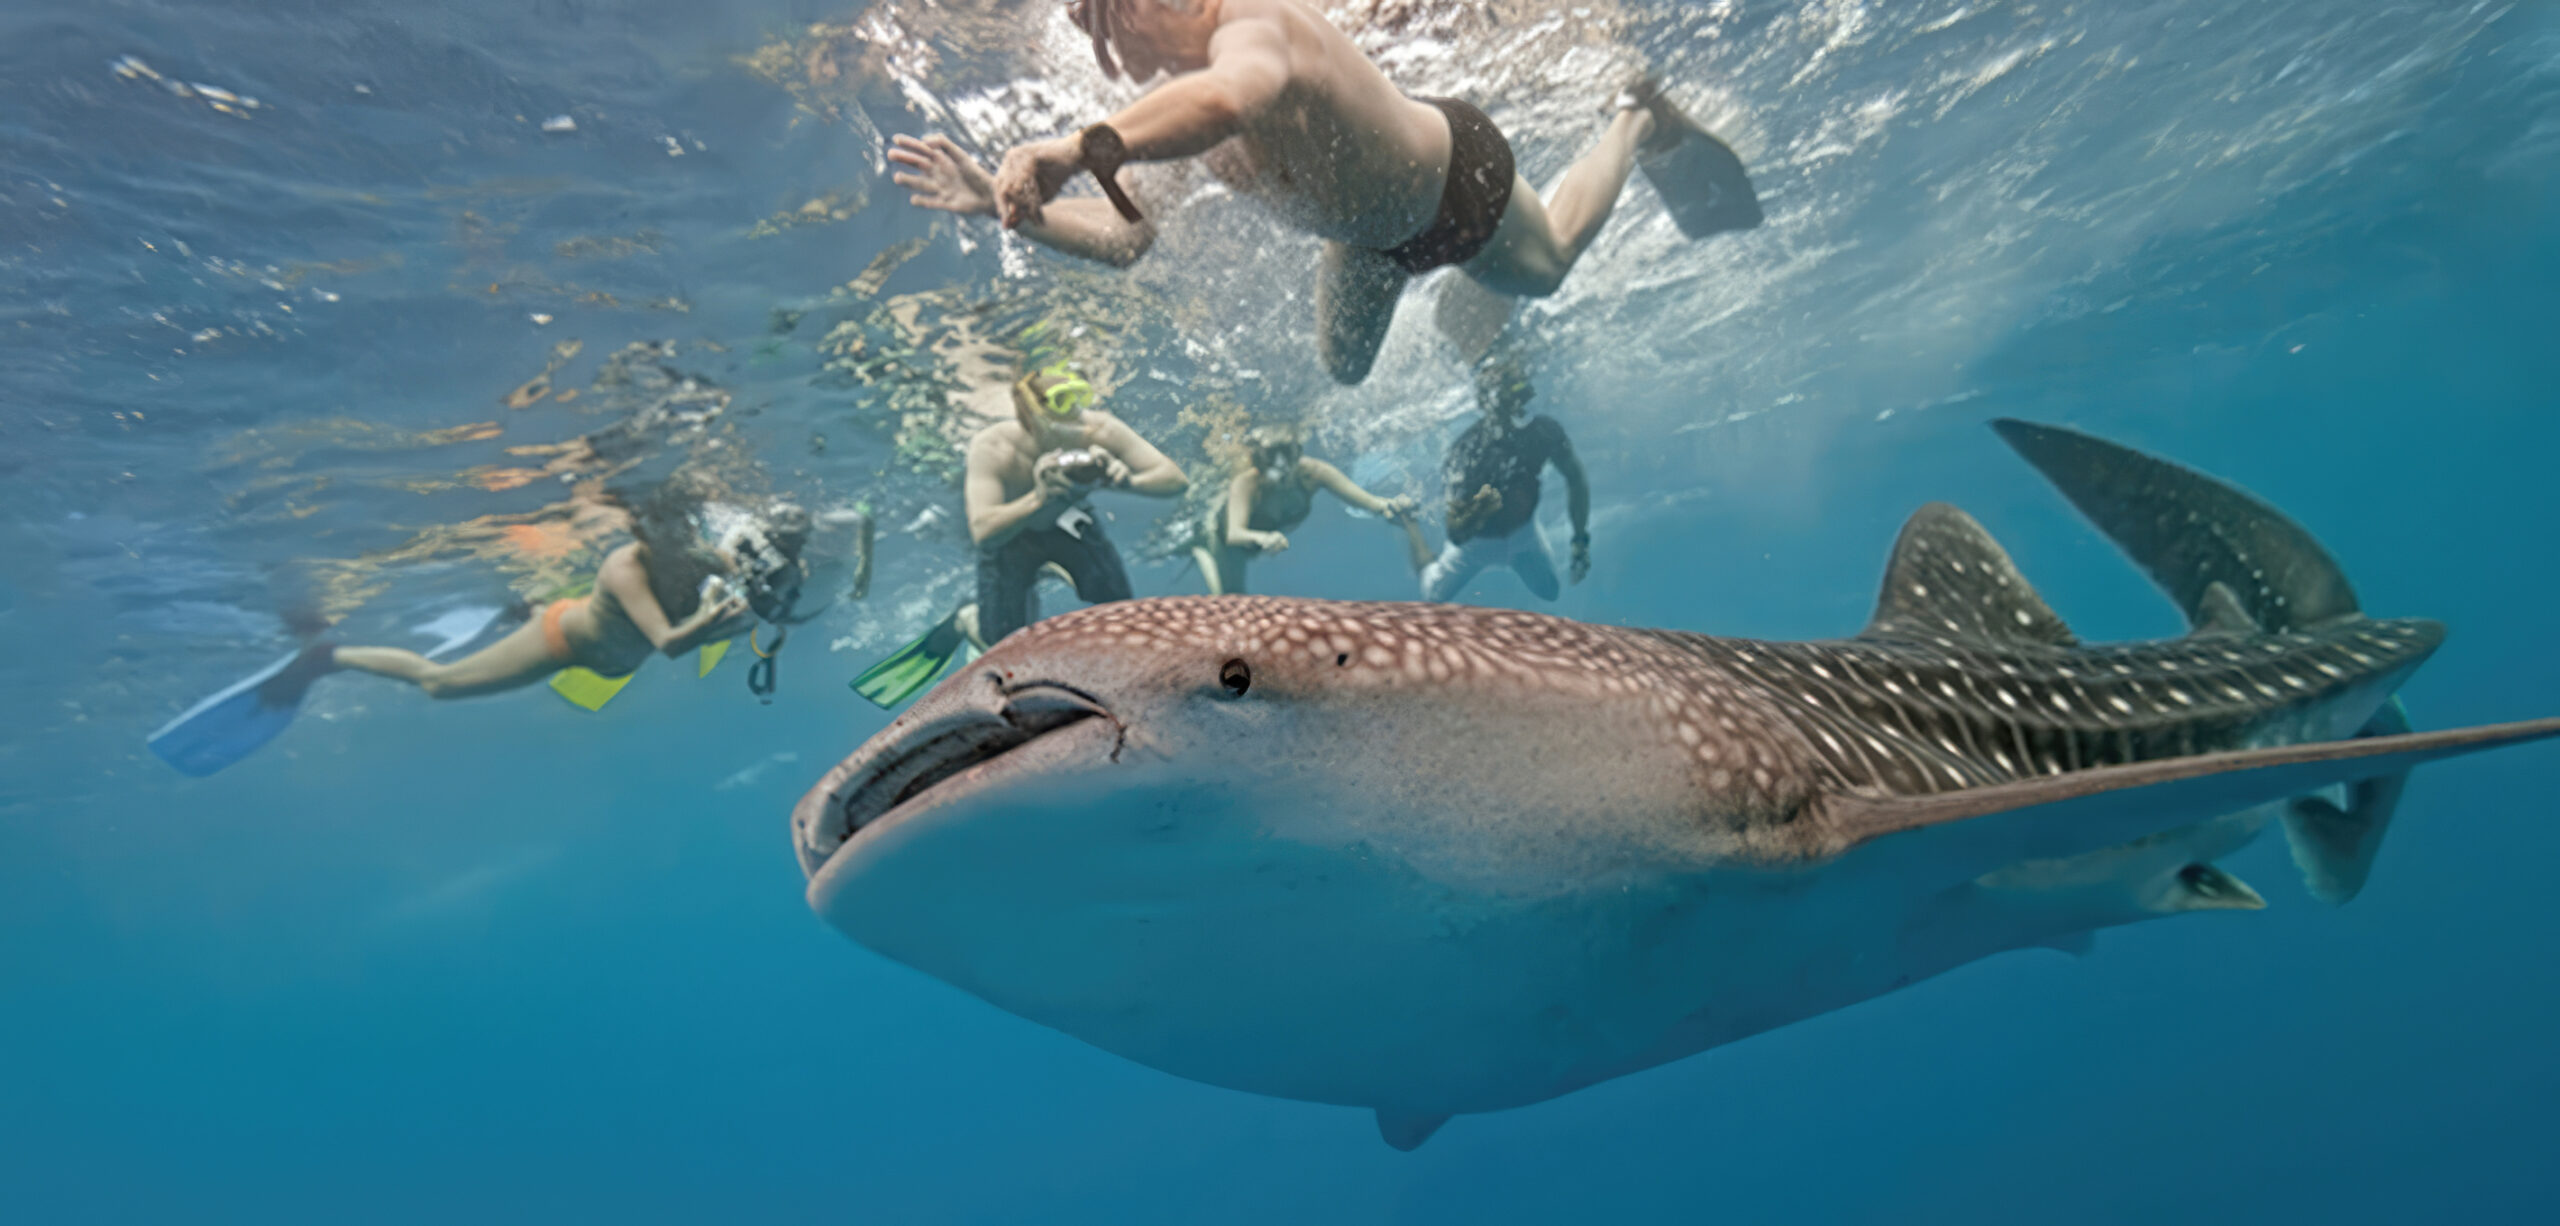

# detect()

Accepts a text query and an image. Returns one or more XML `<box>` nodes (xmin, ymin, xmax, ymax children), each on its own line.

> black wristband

<box><xmin>1078</xmin><ymin>123</ymin><xmax>1143</xmax><ymax>223</ymax></box>
<box><xmin>1571</xmin><ymin>531</ymin><xmax>1591</xmax><ymax>547</ymax></box>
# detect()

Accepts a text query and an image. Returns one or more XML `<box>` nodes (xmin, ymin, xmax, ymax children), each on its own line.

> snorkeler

<box><xmin>888</xmin><ymin>1</ymin><xmax>1760</xmax><ymax>386</ymax></box>
<box><xmin>1419</xmin><ymin>354</ymin><xmax>1590</xmax><ymax>604</ymax></box>
<box><xmin>852</xmin><ymin>365</ymin><xmax>1186</xmax><ymax>707</ymax></box>
<box><xmin>1191</xmin><ymin>424</ymin><xmax>1427</xmax><ymax>596</ymax></box>
<box><xmin>148</xmin><ymin>496</ymin><xmax>813</xmax><ymax>776</ymax></box>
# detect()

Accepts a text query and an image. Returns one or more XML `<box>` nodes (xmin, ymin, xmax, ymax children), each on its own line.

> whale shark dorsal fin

<box><xmin>2191</xmin><ymin>581</ymin><xmax>2261</xmax><ymax>638</ymax></box>
<box><xmin>1819</xmin><ymin>716</ymin><xmax>2560</xmax><ymax>888</ymax></box>
<box><xmin>1375</xmin><ymin>1109</ymin><xmax>1449</xmax><ymax>1151</ymax></box>
<box><xmin>1862</xmin><ymin>502</ymin><xmax>2076</xmax><ymax>647</ymax></box>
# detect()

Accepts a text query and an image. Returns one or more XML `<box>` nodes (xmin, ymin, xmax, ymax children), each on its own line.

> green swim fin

<box><xmin>550</xmin><ymin>666</ymin><xmax>636</xmax><ymax>711</ymax></box>
<box><xmin>850</xmin><ymin>611</ymin><xmax>967</xmax><ymax>709</ymax></box>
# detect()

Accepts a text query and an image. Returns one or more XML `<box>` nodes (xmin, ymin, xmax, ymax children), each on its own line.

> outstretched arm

<box><xmin>1093</xmin><ymin>416</ymin><xmax>1189</xmax><ymax>498</ymax></box>
<box><xmin>1099</xmin><ymin>20</ymin><xmax>1292</xmax><ymax>162</ymax></box>
<box><xmin>1303</xmin><ymin>458</ymin><xmax>1416</xmax><ymax>520</ymax></box>
<box><xmin>1305</xmin><ymin>457</ymin><xmax>1429</xmax><ymax>570</ymax></box>
<box><xmin>889</xmin><ymin>133</ymin><xmax>1157</xmax><ymax>267</ymax></box>
<box><xmin>991</xmin><ymin>19</ymin><xmax>1292</xmax><ymax>229</ymax></box>
<box><xmin>1225</xmin><ymin>469</ymin><xmax>1284</xmax><ymax>552</ymax></box>
<box><xmin>601</xmin><ymin>546</ymin><xmax>744</xmax><ymax>657</ymax></box>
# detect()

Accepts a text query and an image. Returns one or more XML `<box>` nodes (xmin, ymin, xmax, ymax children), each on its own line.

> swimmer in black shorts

<box><xmin>890</xmin><ymin>0</ymin><xmax>1762</xmax><ymax>386</ymax></box>
<box><xmin>959</xmin><ymin>364</ymin><xmax>1188</xmax><ymax>648</ymax></box>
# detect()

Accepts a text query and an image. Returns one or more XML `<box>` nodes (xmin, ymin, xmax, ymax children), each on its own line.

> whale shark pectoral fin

<box><xmin>2170</xmin><ymin>862</ymin><xmax>2266</xmax><ymax>912</ymax></box>
<box><xmin>1818</xmin><ymin>716</ymin><xmax>2560</xmax><ymax>889</ymax></box>
<box><xmin>2282</xmin><ymin>695</ymin><xmax>2414</xmax><ymax>905</ymax></box>
<box><xmin>1375</xmin><ymin>1109</ymin><xmax>1450</xmax><ymax>1152</ymax></box>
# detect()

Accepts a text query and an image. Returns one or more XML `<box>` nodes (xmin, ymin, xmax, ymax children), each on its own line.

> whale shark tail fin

<box><xmin>1991</xmin><ymin>419</ymin><xmax>2427</xmax><ymax>902</ymax></box>
<box><xmin>1990</xmin><ymin>419</ymin><xmax>2359</xmax><ymax>634</ymax></box>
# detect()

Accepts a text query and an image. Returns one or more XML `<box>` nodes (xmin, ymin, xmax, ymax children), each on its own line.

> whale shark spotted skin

<box><xmin>791</xmin><ymin>420</ymin><xmax>2560</xmax><ymax>1150</ymax></box>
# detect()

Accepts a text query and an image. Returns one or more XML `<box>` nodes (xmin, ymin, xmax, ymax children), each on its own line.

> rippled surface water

<box><xmin>4</xmin><ymin>2</ymin><xmax>2557</xmax><ymax>1222</ymax></box>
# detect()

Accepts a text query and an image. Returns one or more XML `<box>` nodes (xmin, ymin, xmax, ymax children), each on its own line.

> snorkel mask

<box><xmin>1246</xmin><ymin>426</ymin><xmax>1302</xmax><ymax>480</ymax></box>
<box><xmin>1017</xmin><ymin>362</ymin><xmax>1097</xmax><ymax>423</ymax></box>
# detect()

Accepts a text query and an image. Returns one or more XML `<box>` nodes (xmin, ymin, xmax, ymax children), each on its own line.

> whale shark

<box><xmin>791</xmin><ymin>420</ymin><xmax>2560</xmax><ymax>1150</ymax></box>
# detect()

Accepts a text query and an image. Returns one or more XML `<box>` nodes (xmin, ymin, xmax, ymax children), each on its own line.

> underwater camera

<box><xmin>727</xmin><ymin>528</ymin><xmax>802</xmax><ymax>624</ymax></box>
<box><xmin>1052</xmin><ymin>448</ymin><xmax>1111</xmax><ymax>487</ymax></box>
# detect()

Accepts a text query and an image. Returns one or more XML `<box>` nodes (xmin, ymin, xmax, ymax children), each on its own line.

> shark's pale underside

<box><xmin>792</xmin><ymin>420</ymin><xmax>2560</xmax><ymax>1150</ymax></box>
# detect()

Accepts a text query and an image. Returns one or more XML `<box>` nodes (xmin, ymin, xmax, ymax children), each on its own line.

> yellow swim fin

<box><xmin>699</xmin><ymin>638</ymin><xmax>732</xmax><ymax>677</ymax></box>
<box><xmin>549</xmin><ymin>666</ymin><xmax>636</xmax><ymax>712</ymax></box>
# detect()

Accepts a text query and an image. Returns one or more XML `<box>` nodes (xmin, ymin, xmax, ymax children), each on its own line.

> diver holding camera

<box><xmin>852</xmin><ymin>364</ymin><xmax>1186</xmax><ymax>707</ymax></box>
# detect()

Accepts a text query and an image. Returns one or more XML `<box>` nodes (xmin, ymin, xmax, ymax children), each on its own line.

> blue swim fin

<box><xmin>147</xmin><ymin>644</ymin><xmax>335</xmax><ymax>777</ymax></box>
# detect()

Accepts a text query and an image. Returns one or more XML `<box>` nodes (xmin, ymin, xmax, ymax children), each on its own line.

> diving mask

<box><xmin>1034</xmin><ymin>364</ymin><xmax>1096</xmax><ymax>417</ymax></box>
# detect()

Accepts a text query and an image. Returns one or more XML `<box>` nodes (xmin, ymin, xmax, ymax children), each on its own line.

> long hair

<box><xmin>613</xmin><ymin>480</ymin><xmax>723</xmax><ymax>622</ymax></box>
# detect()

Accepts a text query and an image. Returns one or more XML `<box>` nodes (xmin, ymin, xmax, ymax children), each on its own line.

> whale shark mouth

<box><xmin>795</xmin><ymin>683</ymin><xmax>1116</xmax><ymax>877</ymax></box>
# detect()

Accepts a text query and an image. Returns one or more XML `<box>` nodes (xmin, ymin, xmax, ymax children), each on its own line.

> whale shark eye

<box><xmin>1218</xmin><ymin>658</ymin><xmax>1251</xmax><ymax>698</ymax></box>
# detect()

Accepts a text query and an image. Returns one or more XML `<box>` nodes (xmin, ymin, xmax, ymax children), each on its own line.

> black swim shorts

<box><xmin>975</xmin><ymin>508</ymin><xmax>1133</xmax><ymax>644</ymax></box>
<box><xmin>1379</xmin><ymin>97</ymin><xmax>1518</xmax><ymax>275</ymax></box>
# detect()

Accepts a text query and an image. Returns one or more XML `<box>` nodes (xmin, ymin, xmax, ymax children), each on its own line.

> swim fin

<box><xmin>1626</xmin><ymin>81</ymin><xmax>1762</xmax><ymax>239</ymax></box>
<box><xmin>850</xmin><ymin>610</ymin><xmax>968</xmax><ymax>709</ymax></box>
<box><xmin>147</xmin><ymin>644</ymin><xmax>335</xmax><ymax>777</ymax></box>
<box><xmin>549</xmin><ymin>666</ymin><xmax>636</xmax><ymax>712</ymax></box>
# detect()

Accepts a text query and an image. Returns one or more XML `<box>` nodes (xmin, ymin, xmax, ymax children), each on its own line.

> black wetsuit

<box><xmin>976</xmin><ymin>504</ymin><xmax>1132</xmax><ymax>644</ymax></box>
<box><xmin>1441</xmin><ymin>414</ymin><xmax>1572</xmax><ymax>544</ymax></box>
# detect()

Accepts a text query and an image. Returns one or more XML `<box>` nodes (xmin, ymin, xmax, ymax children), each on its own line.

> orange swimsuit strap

<box><xmin>540</xmin><ymin>597</ymin><xmax>585</xmax><ymax>663</ymax></box>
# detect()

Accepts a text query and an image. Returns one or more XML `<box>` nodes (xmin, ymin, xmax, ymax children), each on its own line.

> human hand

<box><xmin>1033</xmin><ymin>453</ymin><xmax>1079</xmax><ymax>501</ymax></box>
<box><xmin>1448</xmin><ymin>484</ymin><xmax>1503</xmax><ymax>538</ymax></box>
<box><xmin>1380</xmin><ymin>494</ymin><xmax>1418</xmax><ymax>522</ymax></box>
<box><xmin>1569</xmin><ymin>535</ymin><xmax>1591</xmax><ymax>584</ymax></box>
<box><xmin>1255</xmin><ymin>531</ymin><xmax>1290</xmax><ymax>554</ymax></box>
<box><xmin>1099</xmin><ymin>453</ymin><xmax>1133</xmax><ymax>489</ymax></box>
<box><xmin>992</xmin><ymin>136</ymin><xmax>1085</xmax><ymax>229</ymax></box>
<box><xmin>888</xmin><ymin>134</ymin><xmax>997</xmax><ymax>217</ymax></box>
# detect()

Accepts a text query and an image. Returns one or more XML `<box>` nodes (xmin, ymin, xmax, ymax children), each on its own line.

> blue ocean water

<box><xmin>4</xmin><ymin>1</ymin><xmax>2556</xmax><ymax>1222</ymax></box>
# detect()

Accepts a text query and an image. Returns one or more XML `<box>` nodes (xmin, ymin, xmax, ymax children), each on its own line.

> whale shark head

<box><xmin>793</xmin><ymin>597</ymin><xmax>1795</xmax><ymax>1113</ymax></box>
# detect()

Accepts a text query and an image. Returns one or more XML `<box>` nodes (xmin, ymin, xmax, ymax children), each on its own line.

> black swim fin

<box><xmin>1626</xmin><ymin>80</ymin><xmax>1762</xmax><ymax>239</ymax></box>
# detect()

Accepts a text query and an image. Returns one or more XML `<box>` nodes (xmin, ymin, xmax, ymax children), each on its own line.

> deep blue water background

<box><xmin>4</xmin><ymin>2</ymin><xmax>2557</xmax><ymax>1222</ymax></box>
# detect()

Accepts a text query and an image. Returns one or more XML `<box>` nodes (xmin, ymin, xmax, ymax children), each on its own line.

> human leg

<box><xmin>1419</xmin><ymin>538</ymin><xmax>1491</xmax><ymax>603</ymax></box>
<box><xmin>1046</xmin><ymin>520</ymin><xmax>1134</xmax><ymax>606</ymax></box>
<box><xmin>332</xmin><ymin>616</ymin><xmax>564</xmax><ymax>700</ymax></box>
<box><xmin>974</xmin><ymin>537</ymin><xmax>1042</xmax><ymax>645</ymax></box>
<box><xmin>1465</xmin><ymin>106</ymin><xmax>1653</xmax><ymax>298</ymax></box>
<box><xmin>1315</xmin><ymin>241</ymin><xmax>1411</xmax><ymax>386</ymax></box>
<box><xmin>1509</xmin><ymin>522</ymin><xmax>1563</xmax><ymax>601</ymax></box>
<box><xmin>1193</xmin><ymin>540</ymin><xmax>1249</xmax><ymax>596</ymax></box>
